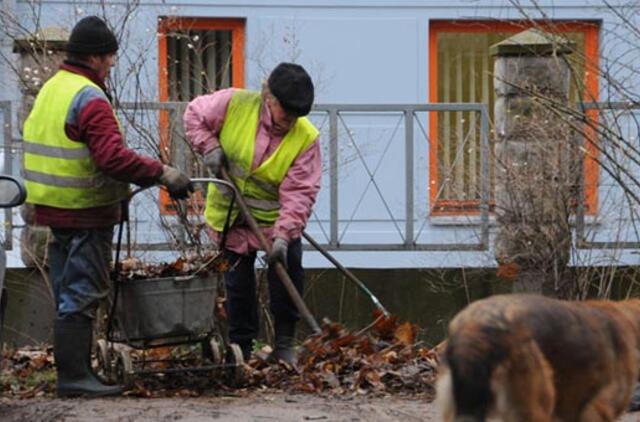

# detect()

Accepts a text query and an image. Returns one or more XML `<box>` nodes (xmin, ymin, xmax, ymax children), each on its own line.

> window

<box><xmin>158</xmin><ymin>17</ymin><xmax>245</xmax><ymax>212</ymax></box>
<box><xmin>428</xmin><ymin>20</ymin><xmax>600</xmax><ymax>215</ymax></box>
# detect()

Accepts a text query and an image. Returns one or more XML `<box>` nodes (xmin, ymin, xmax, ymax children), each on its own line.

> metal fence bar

<box><xmin>1</xmin><ymin>101</ymin><xmax>13</xmax><ymax>250</ymax></box>
<box><xmin>126</xmin><ymin>242</ymin><xmax>487</xmax><ymax>252</ymax></box>
<box><xmin>405</xmin><ymin>109</ymin><xmax>414</xmax><ymax>246</ymax></box>
<box><xmin>575</xmin><ymin>106</ymin><xmax>587</xmax><ymax>248</ymax></box>
<box><xmin>576</xmin><ymin>101</ymin><xmax>640</xmax><ymax>249</ymax></box>
<box><xmin>119</xmin><ymin>101</ymin><xmax>181</xmax><ymax>110</ymax></box>
<box><xmin>479</xmin><ymin>103</ymin><xmax>490</xmax><ymax>247</ymax></box>
<box><xmin>313</xmin><ymin>103</ymin><xmax>489</xmax><ymax>112</ymax></box>
<box><xmin>329</xmin><ymin>108</ymin><xmax>339</xmax><ymax>247</ymax></box>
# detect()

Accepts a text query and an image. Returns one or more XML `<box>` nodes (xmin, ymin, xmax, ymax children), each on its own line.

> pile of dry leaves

<box><xmin>1</xmin><ymin>311</ymin><xmax>439</xmax><ymax>400</ymax></box>
<box><xmin>247</xmin><ymin>311</ymin><xmax>439</xmax><ymax>398</ymax></box>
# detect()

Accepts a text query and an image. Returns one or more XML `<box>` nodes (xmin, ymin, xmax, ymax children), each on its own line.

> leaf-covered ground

<box><xmin>1</xmin><ymin>312</ymin><xmax>437</xmax><ymax>400</ymax></box>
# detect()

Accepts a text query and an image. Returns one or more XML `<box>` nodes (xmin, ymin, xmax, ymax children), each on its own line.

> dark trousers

<box><xmin>223</xmin><ymin>238</ymin><xmax>304</xmax><ymax>349</ymax></box>
<box><xmin>48</xmin><ymin>227</ymin><xmax>113</xmax><ymax>320</ymax></box>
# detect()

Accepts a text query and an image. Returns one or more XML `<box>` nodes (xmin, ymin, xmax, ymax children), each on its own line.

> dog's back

<box><xmin>437</xmin><ymin>294</ymin><xmax>640</xmax><ymax>422</ymax></box>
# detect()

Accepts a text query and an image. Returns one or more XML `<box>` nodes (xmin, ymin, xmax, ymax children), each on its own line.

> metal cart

<box><xmin>96</xmin><ymin>178</ymin><xmax>245</xmax><ymax>388</ymax></box>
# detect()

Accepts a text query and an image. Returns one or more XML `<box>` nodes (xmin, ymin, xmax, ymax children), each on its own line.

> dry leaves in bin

<box><xmin>118</xmin><ymin>249</ymin><xmax>230</xmax><ymax>280</ymax></box>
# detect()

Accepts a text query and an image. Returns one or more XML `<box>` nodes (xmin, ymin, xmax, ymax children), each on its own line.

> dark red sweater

<box><xmin>34</xmin><ymin>62</ymin><xmax>164</xmax><ymax>228</ymax></box>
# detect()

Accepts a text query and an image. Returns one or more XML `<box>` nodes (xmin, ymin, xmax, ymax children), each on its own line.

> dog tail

<box><xmin>443</xmin><ymin>324</ymin><xmax>509</xmax><ymax>421</ymax></box>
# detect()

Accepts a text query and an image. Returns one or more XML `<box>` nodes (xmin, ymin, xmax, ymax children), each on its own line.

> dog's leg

<box><xmin>436</xmin><ymin>367</ymin><xmax>456</xmax><ymax>422</ymax></box>
<box><xmin>492</xmin><ymin>338</ymin><xmax>555</xmax><ymax>422</ymax></box>
<box><xmin>579</xmin><ymin>376</ymin><xmax>636</xmax><ymax>422</ymax></box>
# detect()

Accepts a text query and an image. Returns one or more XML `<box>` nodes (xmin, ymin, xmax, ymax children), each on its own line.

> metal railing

<box><xmin>576</xmin><ymin>101</ymin><xmax>640</xmax><ymax>249</ymax></box>
<box><xmin>311</xmin><ymin>103</ymin><xmax>491</xmax><ymax>251</ymax></box>
<box><xmin>16</xmin><ymin>100</ymin><xmax>640</xmax><ymax>253</ymax></box>
<box><xmin>107</xmin><ymin>101</ymin><xmax>640</xmax><ymax>252</ymax></box>
<box><xmin>113</xmin><ymin>101</ymin><xmax>492</xmax><ymax>252</ymax></box>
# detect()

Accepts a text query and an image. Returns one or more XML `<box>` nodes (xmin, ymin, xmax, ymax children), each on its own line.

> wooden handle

<box><xmin>220</xmin><ymin>167</ymin><xmax>321</xmax><ymax>334</ymax></box>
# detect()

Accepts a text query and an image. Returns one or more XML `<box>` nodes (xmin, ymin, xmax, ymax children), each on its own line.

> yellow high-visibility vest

<box><xmin>205</xmin><ymin>89</ymin><xmax>319</xmax><ymax>230</ymax></box>
<box><xmin>23</xmin><ymin>70</ymin><xmax>128</xmax><ymax>209</ymax></box>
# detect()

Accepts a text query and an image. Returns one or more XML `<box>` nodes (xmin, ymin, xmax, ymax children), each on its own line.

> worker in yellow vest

<box><xmin>184</xmin><ymin>63</ymin><xmax>321</xmax><ymax>365</ymax></box>
<box><xmin>22</xmin><ymin>16</ymin><xmax>193</xmax><ymax>397</ymax></box>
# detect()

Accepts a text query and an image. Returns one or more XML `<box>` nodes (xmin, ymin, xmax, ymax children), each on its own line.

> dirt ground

<box><xmin>0</xmin><ymin>392</ymin><xmax>437</xmax><ymax>421</ymax></box>
<box><xmin>1</xmin><ymin>392</ymin><xmax>640</xmax><ymax>422</ymax></box>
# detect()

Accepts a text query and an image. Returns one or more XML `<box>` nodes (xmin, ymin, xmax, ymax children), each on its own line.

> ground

<box><xmin>2</xmin><ymin>393</ymin><xmax>640</xmax><ymax>422</ymax></box>
<box><xmin>0</xmin><ymin>392</ymin><xmax>436</xmax><ymax>421</ymax></box>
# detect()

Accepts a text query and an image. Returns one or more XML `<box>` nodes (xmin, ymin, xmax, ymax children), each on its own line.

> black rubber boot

<box><xmin>237</xmin><ymin>340</ymin><xmax>252</xmax><ymax>362</ymax></box>
<box><xmin>629</xmin><ymin>383</ymin><xmax>640</xmax><ymax>411</ymax></box>
<box><xmin>54</xmin><ymin>316</ymin><xmax>123</xmax><ymax>398</ymax></box>
<box><xmin>268</xmin><ymin>321</ymin><xmax>297</xmax><ymax>365</ymax></box>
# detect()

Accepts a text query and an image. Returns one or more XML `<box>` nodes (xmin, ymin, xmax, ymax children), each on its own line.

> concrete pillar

<box><xmin>492</xmin><ymin>29</ymin><xmax>579</xmax><ymax>297</ymax></box>
<box><xmin>13</xmin><ymin>27</ymin><xmax>68</xmax><ymax>268</ymax></box>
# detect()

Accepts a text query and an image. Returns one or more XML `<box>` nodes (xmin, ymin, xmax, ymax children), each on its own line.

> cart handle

<box><xmin>115</xmin><ymin>177</ymin><xmax>238</xmax><ymax>277</ymax></box>
<box><xmin>128</xmin><ymin>177</ymin><xmax>237</xmax><ymax>201</ymax></box>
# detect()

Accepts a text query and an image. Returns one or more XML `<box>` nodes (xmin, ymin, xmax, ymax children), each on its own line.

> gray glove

<box><xmin>159</xmin><ymin>165</ymin><xmax>193</xmax><ymax>200</ymax></box>
<box><xmin>267</xmin><ymin>237</ymin><xmax>288</xmax><ymax>267</ymax></box>
<box><xmin>204</xmin><ymin>147</ymin><xmax>225</xmax><ymax>177</ymax></box>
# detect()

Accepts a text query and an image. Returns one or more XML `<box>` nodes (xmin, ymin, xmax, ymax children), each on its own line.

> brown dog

<box><xmin>436</xmin><ymin>294</ymin><xmax>640</xmax><ymax>421</ymax></box>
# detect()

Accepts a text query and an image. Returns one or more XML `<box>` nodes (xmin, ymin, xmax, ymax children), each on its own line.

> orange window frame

<box><xmin>157</xmin><ymin>17</ymin><xmax>245</xmax><ymax>213</ymax></box>
<box><xmin>428</xmin><ymin>20</ymin><xmax>600</xmax><ymax>216</ymax></box>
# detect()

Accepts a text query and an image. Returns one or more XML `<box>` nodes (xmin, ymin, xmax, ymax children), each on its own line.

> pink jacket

<box><xmin>183</xmin><ymin>88</ymin><xmax>322</xmax><ymax>255</ymax></box>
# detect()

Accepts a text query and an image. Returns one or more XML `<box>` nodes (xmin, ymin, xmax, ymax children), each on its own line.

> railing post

<box><xmin>329</xmin><ymin>108</ymin><xmax>339</xmax><ymax>247</ymax></box>
<box><xmin>480</xmin><ymin>104</ymin><xmax>490</xmax><ymax>248</ymax></box>
<box><xmin>2</xmin><ymin>101</ymin><xmax>13</xmax><ymax>251</ymax></box>
<box><xmin>404</xmin><ymin>109</ymin><xmax>414</xmax><ymax>246</ymax></box>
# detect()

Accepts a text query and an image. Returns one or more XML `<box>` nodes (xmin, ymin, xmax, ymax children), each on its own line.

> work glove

<box><xmin>267</xmin><ymin>237</ymin><xmax>288</xmax><ymax>267</ymax></box>
<box><xmin>159</xmin><ymin>165</ymin><xmax>194</xmax><ymax>200</ymax></box>
<box><xmin>204</xmin><ymin>147</ymin><xmax>225</xmax><ymax>177</ymax></box>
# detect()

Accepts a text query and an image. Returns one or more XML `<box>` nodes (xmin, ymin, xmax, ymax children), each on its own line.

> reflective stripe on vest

<box><xmin>23</xmin><ymin>141</ymin><xmax>92</xmax><ymax>159</ymax></box>
<box><xmin>204</xmin><ymin>89</ymin><xmax>319</xmax><ymax>230</ymax></box>
<box><xmin>227</xmin><ymin>161</ymin><xmax>279</xmax><ymax>196</ymax></box>
<box><xmin>23</xmin><ymin>70</ymin><xmax>128</xmax><ymax>209</ymax></box>
<box><xmin>23</xmin><ymin>169</ymin><xmax>111</xmax><ymax>189</ymax></box>
<box><xmin>216</xmin><ymin>181</ymin><xmax>280</xmax><ymax>212</ymax></box>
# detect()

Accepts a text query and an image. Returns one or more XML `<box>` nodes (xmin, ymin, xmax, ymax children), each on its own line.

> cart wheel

<box><xmin>115</xmin><ymin>348</ymin><xmax>134</xmax><ymax>388</ymax></box>
<box><xmin>225</xmin><ymin>343</ymin><xmax>246</xmax><ymax>387</ymax></box>
<box><xmin>96</xmin><ymin>339</ymin><xmax>112</xmax><ymax>380</ymax></box>
<box><xmin>203</xmin><ymin>337</ymin><xmax>222</xmax><ymax>365</ymax></box>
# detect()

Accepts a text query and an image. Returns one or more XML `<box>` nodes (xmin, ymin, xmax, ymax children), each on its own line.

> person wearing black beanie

<box><xmin>22</xmin><ymin>15</ymin><xmax>193</xmax><ymax>398</ymax></box>
<box><xmin>62</xmin><ymin>16</ymin><xmax>120</xmax><ymax>81</ymax></box>
<box><xmin>66</xmin><ymin>16</ymin><xmax>119</xmax><ymax>56</ymax></box>
<box><xmin>184</xmin><ymin>63</ymin><xmax>321</xmax><ymax>366</ymax></box>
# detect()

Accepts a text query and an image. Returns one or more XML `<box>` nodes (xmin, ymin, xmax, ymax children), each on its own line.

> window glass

<box><xmin>430</xmin><ymin>21</ymin><xmax>597</xmax><ymax>214</ymax></box>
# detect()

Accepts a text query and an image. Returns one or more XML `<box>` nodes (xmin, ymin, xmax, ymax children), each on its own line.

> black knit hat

<box><xmin>267</xmin><ymin>62</ymin><xmax>314</xmax><ymax>117</ymax></box>
<box><xmin>66</xmin><ymin>16</ymin><xmax>118</xmax><ymax>55</ymax></box>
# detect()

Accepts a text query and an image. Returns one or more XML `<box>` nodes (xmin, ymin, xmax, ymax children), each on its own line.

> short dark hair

<box><xmin>267</xmin><ymin>63</ymin><xmax>314</xmax><ymax>117</ymax></box>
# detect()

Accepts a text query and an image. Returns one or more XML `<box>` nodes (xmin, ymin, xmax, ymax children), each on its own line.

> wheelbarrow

<box><xmin>96</xmin><ymin>178</ymin><xmax>245</xmax><ymax>388</ymax></box>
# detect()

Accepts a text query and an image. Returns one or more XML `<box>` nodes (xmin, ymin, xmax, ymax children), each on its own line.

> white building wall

<box><xmin>2</xmin><ymin>1</ymin><xmax>638</xmax><ymax>268</ymax></box>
